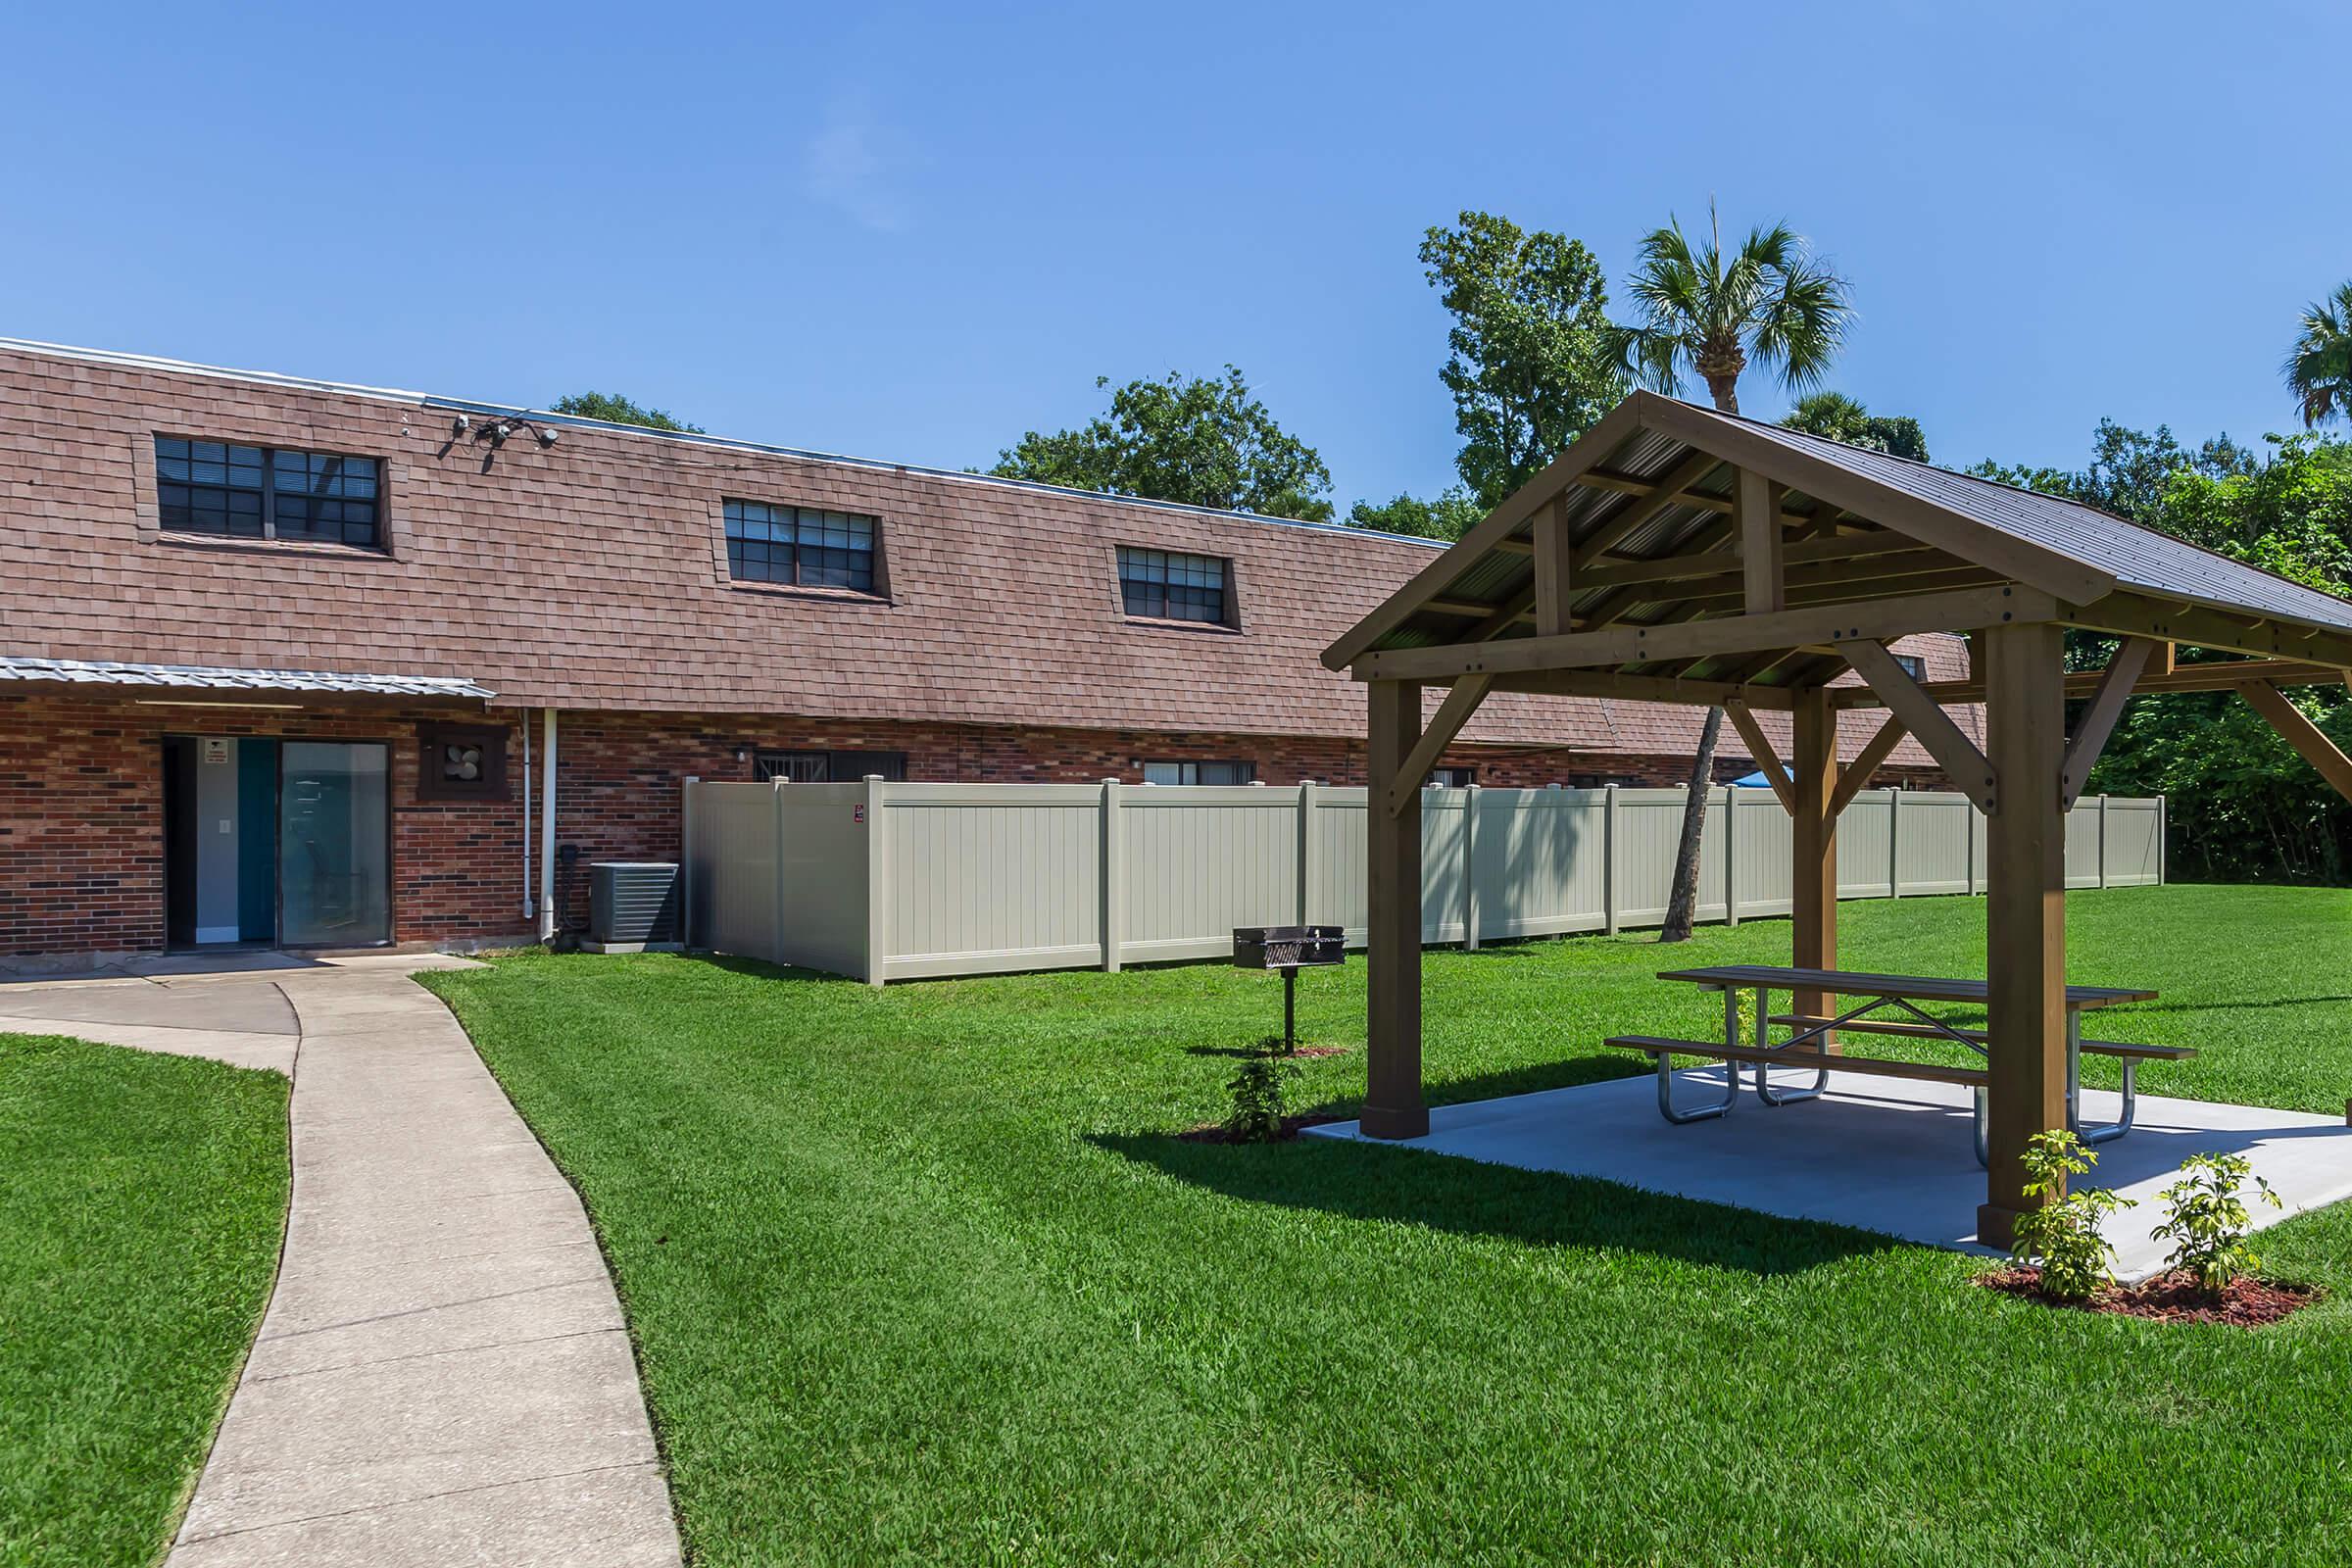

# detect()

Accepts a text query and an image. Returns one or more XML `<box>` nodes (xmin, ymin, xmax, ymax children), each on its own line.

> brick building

<box><xmin>0</xmin><ymin>340</ymin><xmax>1970</xmax><ymax>962</ymax></box>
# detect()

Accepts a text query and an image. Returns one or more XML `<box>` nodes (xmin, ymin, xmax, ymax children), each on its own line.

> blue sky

<box><xmin>4</xmin><ymin>3</ymin><xmax>2346</xmax><ymax>511</ymax></box>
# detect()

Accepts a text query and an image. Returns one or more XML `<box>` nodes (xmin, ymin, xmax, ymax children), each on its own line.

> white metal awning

<box><xmin>0</xmin><ymin>656</ymin><xmax>495</xmax><ymax>701</ymax></box>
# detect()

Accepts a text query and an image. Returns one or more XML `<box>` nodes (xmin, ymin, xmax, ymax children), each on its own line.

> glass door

<box><xmin>278</xmin><ymin>742</ymin><xmax>390</xmax><ymax>946</ymax></box>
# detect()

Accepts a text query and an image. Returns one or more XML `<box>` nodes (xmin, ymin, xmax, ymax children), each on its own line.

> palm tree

<box><xmin>1615</xmin><ymin>205</ymin><xmax>1854</xmax><ymax>942</ymax></box>
<box><xmin>2284</xmin><ymin>281</ymin><xmax>2352</xmax><ymax>429</ymax></box>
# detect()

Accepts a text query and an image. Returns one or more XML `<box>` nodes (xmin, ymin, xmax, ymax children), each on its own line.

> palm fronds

<box><xmin>2283</xmin><ymin>281</ymin><xmax>2352</xmax><ymax>428</ymax></box>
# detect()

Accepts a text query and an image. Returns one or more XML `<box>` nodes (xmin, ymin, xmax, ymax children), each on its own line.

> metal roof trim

<box><xmin>0</xmin><ymin>657</ymin><xmax>496</xmax><ymax>700</ymax></box>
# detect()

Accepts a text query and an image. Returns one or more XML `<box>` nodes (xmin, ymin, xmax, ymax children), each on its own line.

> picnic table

<box><xmin>1608</xmin><ymin>964</ymin><xmax>2186</xmax><ymax>1165</ymax></box>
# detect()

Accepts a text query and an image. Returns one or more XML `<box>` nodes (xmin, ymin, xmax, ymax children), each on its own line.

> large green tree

<box><xmin>1614</xmin><ymin>206</ymin><xmax>1855</xmax><ymax>942</ymax></box>
<box><xmin>1781</xmin><ymin>391</ymin><xmax>1930</xmax><ymax>462</ymax></box>
<box><xmin>2285</xmin><ymin>280</ymin><xmax>2352</xmax><ymax>429</ymax></box>
<box><xmin>992</xmin><ymin>368</ymin><xmax>1334</xmax><ymax>520</ymax></box>
<box><xmin>1969</xmin><ymin>420</ymin><xmax>2252</xmax><ymax>526</ymax></box>
<box><xmin>2080</xmin><ymin>429</ymin><xmax>2352</xmax><ymax>883</ymax></box>
<box><xmin>1346</xmin><ymin>488</ymin><xmax>1485</xmax><ymax>542</ymax></box>
<box><xmin>550</xmin><ymin>391</ymin><xmax>704</xmax><ymax>432</ymax></box>
<box><xmin>1418</xmin><ymin>212</ymin><xmax>1624</xmax><ymax>509</ymax></box>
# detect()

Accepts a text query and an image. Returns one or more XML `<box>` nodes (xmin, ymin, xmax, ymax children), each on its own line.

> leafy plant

<box><xmin>2010</xmin><ymin>1129</ymin><xmax>2135</xmax><ymax>1301</ymax></box>
<box><xmin>1223</xmin><ymin>1049</ymin><xmax>1298</xmax><ymax>1143</ymax></box>
<box><xmin>991</xmin><ymin>367</ymin><xmax>1334</xmax><ymax>520</ymax></box>
<box><xmin>2151</xmin><ymin>1152</ymin><xmax>2282</xmax><ymax>1294</ymax></box>
<box><xmin>1782</xmin><ymin>390</ymin><xmax>1931</xmax><ymax>463</ymax></box>
<box><xmin>1417</xmin><ymin>210</ymin><xmax>1625</xmax><ymax>508</ymax></box>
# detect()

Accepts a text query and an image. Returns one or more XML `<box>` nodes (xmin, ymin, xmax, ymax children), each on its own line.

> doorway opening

<box><xmin>161</xmin><ymin>736</ymin><xmax>391</xmax><ymax>949</ymax></box>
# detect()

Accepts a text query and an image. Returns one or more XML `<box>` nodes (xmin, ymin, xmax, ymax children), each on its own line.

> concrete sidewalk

<box><xmin>1</xmin><ymin>959</ymin><xmax>683</xmax><ymax>1565</ymax></box>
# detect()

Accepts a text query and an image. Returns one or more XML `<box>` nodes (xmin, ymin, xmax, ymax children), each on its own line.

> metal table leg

<box><xmin>1755</xmin><ymin>983</ymin><xmax>1828</xmax><ymax>1107</ymax></box>
<box><xmin>1652</xmin><ymin>988</ymin><xmax>1740</xmax><ymax>1125</ymax></box>
<box><xmin>1656</xmin><ymin>1046</ymin><xmax>1739</xmax><ymax>1123</ymax></box>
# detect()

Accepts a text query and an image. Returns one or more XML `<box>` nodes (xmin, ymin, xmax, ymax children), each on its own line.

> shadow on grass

<box><xmin>1413</xmin><ymin>1052</ymin><xmax>1652</xmax><ymax>1111</ymax></box>
<box><xmin>1277</xmin><ymin>1054</ymin><xmax>1652</xmax><ymax>1122</ymax></box>
<box><xmin>1090</xmin><ymin>1126</ymin><xmax>1899</xmax><ymax>1278</ymax></box>
<box><xmin>1097</xmin><ymin>1049</ymin><xmax>1898</xmax><ymax>1278</ymax></box>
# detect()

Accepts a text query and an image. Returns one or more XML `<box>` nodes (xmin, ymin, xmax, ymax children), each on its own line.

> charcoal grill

<box><xmin>1232</xmin><ymin>925</ymin><xmax>1345</xmax><ymax>1052</ymax></box>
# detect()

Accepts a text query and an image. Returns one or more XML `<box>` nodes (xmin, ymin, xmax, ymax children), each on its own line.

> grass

<box><xmin>422</xmin><ymin>884</ymin><xmax>2352</xmax><ymax>1566</ymax></box>
<box><xmin>0</xmin><ymin>1036</ymin><xmax>288</xmax><ymax>1568</ymax></box>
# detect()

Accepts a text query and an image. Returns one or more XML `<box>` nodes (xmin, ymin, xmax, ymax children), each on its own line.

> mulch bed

<box><xmin>1178</xmin><ymin>1113</ymin><xmax>1345</xmax><ymax>1145</ymax></box>
<box><xmin>1286</xmin><ymin>1045</ymin><xmax>1351</xmax><ymax>1059</ymax></box>
<box><xmin>1978</xmin><ymin>1266</ymin><xmax>2319</xmax><ymax>1326</ymax></box>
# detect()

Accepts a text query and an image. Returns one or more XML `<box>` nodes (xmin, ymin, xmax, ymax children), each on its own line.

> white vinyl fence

<box><xmin>682</xmin><ymin>779</ymin><xmax>2165</xmax><ymax>986</ymax></box>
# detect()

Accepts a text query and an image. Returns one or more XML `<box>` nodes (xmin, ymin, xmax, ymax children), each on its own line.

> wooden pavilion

<box><xmin>1323</xmin><ymin>392</ymin><xmax>2352</xmax><ymax>1242</ymax></box>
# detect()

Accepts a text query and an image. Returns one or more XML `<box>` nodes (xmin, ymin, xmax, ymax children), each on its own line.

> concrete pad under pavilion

<box><xmin>1306</xmin><ymin>1069</ymin><xmax>2352</xmax><ymax>1279</ymax></box>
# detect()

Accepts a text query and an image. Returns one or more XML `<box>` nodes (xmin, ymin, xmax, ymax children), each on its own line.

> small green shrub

<box><xmin>2011</xmin><ymin>1128</ymin><xmax>2135</xmax><ymax>1301</ymax></box>
<box><xmin>2152</xmin><ymin>1152</ymin><xmax>2282</xmax><ymax>1294</ymax></box>
<box><xmin>1223</xmin><ymin>1050</ymin><xmax>1298</xmax><ymax>1143</ymax></box>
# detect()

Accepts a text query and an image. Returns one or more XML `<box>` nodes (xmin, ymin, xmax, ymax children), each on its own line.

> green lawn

<box><xmin>0</xmin><ymin>1036</ymin><xmax>288</xmax><ymax>1568</ymax></box>
<box><xmin>423</xmin><ymin>885</ymin><xmax>2352</xmax><ymax>1566</ymax></box>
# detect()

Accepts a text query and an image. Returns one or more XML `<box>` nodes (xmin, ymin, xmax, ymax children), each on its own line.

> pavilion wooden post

<box><xmin>1363</xmin><ymin>678</ymin><xmax>1429</xmax><ymax>1139</ymax></box>
<box><xmin>1978</xmin><ymin>619</ymin><xmax>2071</xmax><ymax>1248</ymax></box>
<box><xmin>1789</xmin><ymin>686</ymin><xmax>1839</xmax><ymax>1043</ymax></box>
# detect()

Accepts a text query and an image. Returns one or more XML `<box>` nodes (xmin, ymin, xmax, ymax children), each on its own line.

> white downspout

<box><xmin>538</xmin><ymin>709</ymin><xmax>559</xmax><ymax>941</ymax></box>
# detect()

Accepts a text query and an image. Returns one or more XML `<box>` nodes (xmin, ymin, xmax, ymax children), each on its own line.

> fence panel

<box><xmin>888</xmin><ymin>783</ymin><xmax>1102</xmax><ymax>979</ymax></box>
<box><xmin>2101</xmin><ymin>798</ymin><xmax>2164</xmax><ymax>885</ymax></box>
<box><xmin>775</xmin><ymin>783</ymin><xmax>870</xmax><ymax>977</ymax></box>
<box><xmin>1471</xmin><ymin>787</ymin><xmax>1609</xmax><ymax>940</ymax></box>
<box><xmin>2064</xmin><ymin>802</ymin><xmax>2104</xmax><ymax>889</ymax></box>
<box><xmin>681</xmin><ymin>779</ymin><xmax>2166</xmax><ymax>984</ymax></box>
<box><xmin>685</xmin><ymin>782</ymin><xmax>780</xmax><ymax>962</ymax></box>
<box><xmin>1123</xmin><ymin>786</ymin><xmax>1301</xmax><ymax>964</ymax></box>
<box><xmin>1729</xmin><ymin>788</ymin><xmax>1793</xmax><ymax>920</ymax></box>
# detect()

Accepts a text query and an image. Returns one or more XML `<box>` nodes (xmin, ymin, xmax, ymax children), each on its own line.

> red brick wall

<box><xmin>0</xmin><ymin>693</ymin><xmax>527</xmax><ymax>956</ymax></box>
<box><xmin>3</xmin><ymin>694</ymin><xmax>1948</xmax><ymax>956</ymax></box>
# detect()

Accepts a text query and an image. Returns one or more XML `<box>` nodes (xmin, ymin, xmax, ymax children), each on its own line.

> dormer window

<box><xmin>155</xmin><ymin>437</ymin><xmax>382</xmax><ymax>550</ymax></box>
<box><xmin>1116</xmin><ymin>546</ymin><xmax>1230</xmax><ymax>624</ymax></box>
<box><xmin>725</xmin><ymin>500</ymin><xmax>878</xmax><ymax>593</ymax></box>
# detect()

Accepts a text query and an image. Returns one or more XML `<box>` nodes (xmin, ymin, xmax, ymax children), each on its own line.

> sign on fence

<box><xmin>680</xmin><ymin>779</ymin><xmax>2165</xmax><ymax>987</ymax></box>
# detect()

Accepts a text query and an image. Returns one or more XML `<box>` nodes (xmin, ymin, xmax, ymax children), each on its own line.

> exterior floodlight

<box><xmin>451</xmin><ymin>413</ymin><xmax>471</xmax><ymax>436</ymax></box>
<box><xmin>536</xmin><ymin>427</ymin><xmax>560</xmax><ymax>449</ymax></box>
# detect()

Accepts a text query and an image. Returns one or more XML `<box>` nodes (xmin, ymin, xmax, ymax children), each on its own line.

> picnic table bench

<box><xmin>1607</xmin><ymin>964</ymin><xmax>2188</xmax><ymax>1165</ymax></box>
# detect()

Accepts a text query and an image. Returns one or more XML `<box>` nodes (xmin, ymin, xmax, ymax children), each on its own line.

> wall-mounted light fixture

<box><xmin>445</xmin><ymin>410</ymin><xmax>564</xmax><ymax>467</ymax></box>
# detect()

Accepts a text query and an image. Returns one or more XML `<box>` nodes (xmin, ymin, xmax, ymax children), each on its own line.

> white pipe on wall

<box><xmin>538</xmin><ymin>709</ymin><xmax>559</xmax><ymax>941</ymax></box>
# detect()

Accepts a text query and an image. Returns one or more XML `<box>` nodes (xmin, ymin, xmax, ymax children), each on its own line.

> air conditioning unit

<box><xmin>586</xmin><ymin>861</ymin><xmax>681</xmax><ymax>953</ymax></box>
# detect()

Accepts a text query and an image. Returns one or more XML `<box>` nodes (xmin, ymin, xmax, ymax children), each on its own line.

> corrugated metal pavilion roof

<box><xmin>1727</xmin><ymin>409</ymin><xmax>2352</xmax><ymax>631</ymax></box>
<box><xmin>1330</xmin><ymin>392</ymin><xmax>2352</xmax><ymax>677</ymax></box>
<box><xmin>0</xmin><ymin>657</ymin><xmax>494</xmax><ymax>700</ymax></box>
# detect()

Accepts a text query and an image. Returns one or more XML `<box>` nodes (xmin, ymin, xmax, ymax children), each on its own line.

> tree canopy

<box><xmin>1968</xmin><ymin>419</ymin><xmax>2253</xmax><ymax>526</ymax></box>
<box><xmin>991</xmin><ymin>368</ymin><xmax>1334</xmax><ymax>520</ymax></box>
<box><xmin>1346</xmin><ymin>488</ymin><xmax>1486</xmax><ymax>542</ymax></box>
<box><xmin>1418</xmin><ymin>211</ymin><xmax>1624</xmax><ymax>508</ymax></box>
<box><xmin>2040</xmin><ymin>423</ymin><xmax>2352</xmax><ymax>883</ymax></box>
<box><xmin>1780</xmin><ymin>391</ymin><xmax>1930</xmax><ymax>462</ymax></box>
<box><xmin>550</xmin><ymin>391</ymin><xmax>704</xmax><ymax>432</ymax></box>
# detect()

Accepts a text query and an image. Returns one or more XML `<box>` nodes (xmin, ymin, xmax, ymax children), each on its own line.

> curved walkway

<box><xmin>1</xmin><ymin>957</ymin><xmax>681</xmax><ymax>1566</ymax></box>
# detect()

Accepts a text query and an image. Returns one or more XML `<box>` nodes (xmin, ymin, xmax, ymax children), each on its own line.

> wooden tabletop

<box><xmin>1655</xmin><ymin>964</ymin><xmax>2157</xmax><ymax>1008</ymax></box>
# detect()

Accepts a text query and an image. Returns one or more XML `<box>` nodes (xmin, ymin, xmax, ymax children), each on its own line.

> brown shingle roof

<box><xmin>0</xmin><ymin>341</ymin><xmax>1964</xmax><ymax>767</ymax></box>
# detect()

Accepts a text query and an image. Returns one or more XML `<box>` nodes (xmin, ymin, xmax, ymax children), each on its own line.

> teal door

<box><xmin>278</xmin><ymin>742</ymin><xmax>391</xmax><ymax>946</ymax></box>
<box><xmin>235</xmin><ymin>739</ymin><xmax>278</xmax><ymax>942</ymax></box>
